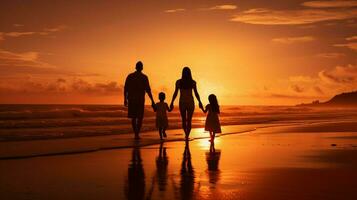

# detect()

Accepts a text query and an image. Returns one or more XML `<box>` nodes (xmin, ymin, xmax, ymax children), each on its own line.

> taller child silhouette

<box><xmin>124</xmin><ymin>61</ymin><xmax>155</xmax><ymax>139</ymax></box>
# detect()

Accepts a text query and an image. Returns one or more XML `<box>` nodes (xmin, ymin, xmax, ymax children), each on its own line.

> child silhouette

<box><xmin>201</xmin><ymin>94</ymin><xmax>221</xmax><ymax>142</ymax></box>
<box><xmin>153</xmin><ymin>92</ymin><xmax>172</xmax><ymax>140</ymax></box>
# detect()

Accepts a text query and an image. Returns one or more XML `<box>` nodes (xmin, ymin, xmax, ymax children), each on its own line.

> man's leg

<box><xmin>136</xmin><ymin>117</ymin><xmax>143</xmax><ymax>137</ymax></box>
<box><xmin>131</xmin><ymin>118</ymin><xmax>139</xmax><ymax>138</ymax></box>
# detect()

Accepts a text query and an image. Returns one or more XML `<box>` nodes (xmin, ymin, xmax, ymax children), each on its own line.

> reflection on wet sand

<box><xmin>156</xmin><ymin>142</ymin><xmax>169</xmax><ymax>192</ymax></box>
<box><xmin>179</xmin><ymin>141</ymin><xmax>196</xmax><ymax>200</ymax></box>
<box><xmin>206</xmin><ymin>141</ymin><xmax>221</xmax><ymax>186</ymax></box>
<box><xmin>125</xmin><ymin>147</ymin><xmax>145</xmax><ymax>200</ymax></box>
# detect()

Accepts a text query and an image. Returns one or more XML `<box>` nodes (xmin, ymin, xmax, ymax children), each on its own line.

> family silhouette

<box><xmin>124</xmin><ymin>61</ymin><xmax>221</xmax><ymax>142</ymax></box>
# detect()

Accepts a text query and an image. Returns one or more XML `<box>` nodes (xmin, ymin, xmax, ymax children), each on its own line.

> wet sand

<box><xmin>1</xmin><ymin>121</ymin><xmax>357</xmax><ymax>200</ymax></box>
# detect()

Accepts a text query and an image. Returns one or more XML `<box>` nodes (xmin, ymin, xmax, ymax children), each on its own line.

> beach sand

<box><xmin>1</xmin><ymin>121</ymin><xmax>357</xmax><ymax>200</ymax></box>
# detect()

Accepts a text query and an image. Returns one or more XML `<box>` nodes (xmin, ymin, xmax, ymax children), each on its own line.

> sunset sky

<box><xmin>0</xmin><ymin>0</ymin><xmax>356</xmax><ymax>105</ymax></box>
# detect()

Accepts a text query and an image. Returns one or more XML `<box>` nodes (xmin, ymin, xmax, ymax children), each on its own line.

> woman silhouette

<box><xmin>170</xmin><ymin>67</ymin><xmax>203</xmax><ymax>140</ymax></box>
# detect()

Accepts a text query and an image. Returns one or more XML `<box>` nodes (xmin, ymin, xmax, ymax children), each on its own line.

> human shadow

<box><xmin>206</xmin><ymin>141</ymin><xmax>221</xmax><ymax>185</ymax></box>
<box><xmin>125</xmin><ymin>147</ymin><xmax>145</xmax><ymax>200</ymax></box>
<box><xmin>179</xmin><ymin>141</ymin><xmax>196</xmax><ymax>199</ymax></box>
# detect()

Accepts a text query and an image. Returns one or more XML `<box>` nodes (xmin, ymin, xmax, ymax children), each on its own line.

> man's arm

<box><xmin>124</xmin><ymin>76</ymin><xmax>129</xmax><ymax>107</ymax></box>
<box><xmin>145</xmin><ymin>76</ymin><xmax>155</xmax><ymax>105</ymax></box>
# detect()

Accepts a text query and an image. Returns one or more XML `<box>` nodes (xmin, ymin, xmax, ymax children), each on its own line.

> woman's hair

<box><xmin>180</xmin><ymin>67</ymin><xmax>193</xmax><ymax>89</ymax></box>
<box><xmin>208</xmin><ymin>94</ymin><xmax>220</xmax><ymax>113</ymax></box>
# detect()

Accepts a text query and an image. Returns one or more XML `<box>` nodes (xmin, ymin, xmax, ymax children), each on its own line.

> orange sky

<box><xmin>0</xmin><ymin>0</ymin><xmax>356</xmax><ymax>105</ymax></box>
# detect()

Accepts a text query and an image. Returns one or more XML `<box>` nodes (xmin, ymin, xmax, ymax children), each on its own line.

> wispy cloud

<box><xmin>164</xmin><ymin>8</ymin><xmax>185</xmax><ymax>13</ymax></box>
<box><xmin>316</xmin><ymin>52</ymin><xmax>345</xmax><ymax>58</ymax></box>
<box><xmin>334</xmin><ymin>42</ymin><xmax>357</xmax><ymax>50</ymax></box>
<box><xmin>334</xmin><ymin>35</ymin><xmax>357</xmax><ymax>51</ymax></box>
<box><xmin>231</xmin><ymin>7</ymin><xmax>357</xmax><ymax>25</ymax></box>
<box><xmin>346</xmin><ymin>35</ymin><xmax>357</xmax><ymax>40</ymax></box>
<box><xmin>202</xmin><ymin>4</ymin><xmax>237</xmax><ymax>10</ymax></box>
<box><xmin>253</xmin><ymin>64</ymin><xmax>357</xmax><ymax>101</ymax></box>
<box><xmin>0</xmin><ymin>49</ymin><xmax>53</xmax><ymax>68</ymax></box>
<box><xmin>302</xmin><ymin>0</ymin><xmax>357</xmax><ymax>8</ymax></box>
<box><xmin>13</xmin><ymin>24</ymin><xmax>24</xmax><ymax>27</ymax></box>
<box><xmin>0</xmin><ymin>77</ymin><xmax>122</xmax><ymax>96</ymax></box>
<box><xmin>318</xmin><ymin>64</ymin><xmax>357</xmax><ymax>84</ymax></box>
<box><xmin>272</xmin><ymin>36</ymin><xmax>315</xmax><ymax>44</ymax></box>
<box><xmin>0</xmin><ymin>25</ymin><xmax>67</xmax><ymax>41</ymax></box>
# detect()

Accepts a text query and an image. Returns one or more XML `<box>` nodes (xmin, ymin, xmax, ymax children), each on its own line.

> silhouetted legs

<box><xmin>132</xmin><ymin>117</ymin><xmax>143</xmax><ymax>139</ymax></box>
<box><xmin>209</xmin><ymin>131</ymin><xmax>215</xmax><ymax>142</ymax></box>
<box><xmin>158</xmin><ymin>127</ymin><xmax>167</xmax><ymax>140</ymax></box>
<box><xmin>179</xmin><ymin>107</ymin><xmax>194</xmax><ymax>140</ymax></box>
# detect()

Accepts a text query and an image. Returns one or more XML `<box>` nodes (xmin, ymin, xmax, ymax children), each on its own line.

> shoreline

<box><xmin>1</xmin><ymin>119</ymin><xmax>357</xmax><ymax>160</ymax></box>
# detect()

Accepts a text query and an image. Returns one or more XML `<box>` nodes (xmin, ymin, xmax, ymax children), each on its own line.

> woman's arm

<box><xmin>193</xmin><ymin>82</ymin><xmax>203</xmax><ymax>109</ymax></box>
<box><xmin>170</xmin><ymin>80</ymin><xmax>179</xmax><ymax>109</ymax></box>
<box><xmin>201</xmin><ymin>105</ymin><xmax>208</xmax><ymax>113</ymax></box>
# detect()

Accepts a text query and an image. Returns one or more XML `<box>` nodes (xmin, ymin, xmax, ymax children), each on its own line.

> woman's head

<box><xmin>180</xmin><ymin>67</ymin><xmax>193</xmax><ymax>89</ymax></box>
<box><xmin>159</xmin><ymin>92</ymin><xmax>166</xmax><ymax>101</ymax></box>
<box><xmin>181</xmin><ymin>67</ymin><xmax>192</xmax><ymax>81</ymax></box>
<box><xmin>208</xmin><ymin>94</ymin><xmax>220</xmax><ymax>113</ymax></box>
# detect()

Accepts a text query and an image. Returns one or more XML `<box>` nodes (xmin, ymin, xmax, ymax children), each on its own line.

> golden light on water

<box><xmin>198</xmin><ymin>137</ymin><xmax>221</xmax><ymax>149</ymax></box>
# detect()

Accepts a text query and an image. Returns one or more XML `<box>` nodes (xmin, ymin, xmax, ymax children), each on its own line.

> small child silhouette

<box><xmin>153</xmin><ymin>92</ymin><xmax>172</xmax><ymax>140</ymax></box>
<box><xmin>201</xmin><ymin>94</ymin><xmax>221</xmax><ymax>142</ymax></box>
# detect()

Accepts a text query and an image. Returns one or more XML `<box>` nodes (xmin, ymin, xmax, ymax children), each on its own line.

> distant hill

<box><xmin>298</xmin><ymin>91</ymin><xmax>357</xmax><ymax>106</ymax></box>
<box><xmin>325</xmin><ymin>91</ymin><xmax>357</xmax><ymax>105</ymax></box>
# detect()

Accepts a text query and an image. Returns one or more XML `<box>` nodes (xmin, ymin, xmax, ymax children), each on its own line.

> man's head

<box><xmin>135</xmin><ymin>61</ymin><xmax>143</xmax><ymax>72</ymax></box>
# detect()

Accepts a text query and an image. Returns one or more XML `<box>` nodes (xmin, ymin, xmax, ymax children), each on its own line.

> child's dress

<box><xmin>156</xmin><ymin>102</ymin><xmax>168</xmax><ymax>129</ymax></box>
<box><xmin>204</xmin><ymin>104</ymin><xmax>221</xmax><ymax>133</ymax></box>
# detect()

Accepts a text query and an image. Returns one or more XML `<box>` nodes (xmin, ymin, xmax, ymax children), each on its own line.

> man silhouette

<box><xmin>124</xmin><ymin>61</ymin><xmax>155</xmax><ymax>139</ymax></box>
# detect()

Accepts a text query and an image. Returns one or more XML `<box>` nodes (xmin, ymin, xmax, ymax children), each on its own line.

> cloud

<box><xmin>291</xmin><ymin>84</ymin><xmax>305</xmax><ymax>93</ymax></box>
<box><xmin>164</xmin><ymin>8</ymin><xmax>185</xmax><ymax>13</ymax></box>
<box><xmin>0</xmin><ymin>49</ymin><xmax>53</xmax><ymax>68</ymax></box>
<box><xmin>302</xmin><ymin>0</ymin><xmax>357</xmax><ymax>8</ymax></box>
<box><xmin>334</xmin><ymin>42</ymin><xmax>357</xmax><ymax>50</ymax></box>
<box><xmin>257</xmin><ymin>64</ymin><xmax>357</xmax><ymax>101</ymax></box>
<box><xmin>13</xmin><ymin>24</ymin><xmax>24</xmax><ymax>27</ymax></box>
<box><xmin>333</xmin><ymin>35</ymin><xmax>357</xmax><ymax>51</ymax></box>
<box><xmin>0</xmin><ymin>25</ymin><xmax>66</xmax><ymax>41</ymax></box>
<box><xmin>0</xmin><ymin>49</ymin><xmax>101</xmax><ymax>77</ymax></box>
<box><xmin>203</xmin><ymin>4</ymin><xmax>237</xmax><ymax>10</ymax></box>
<box><xmin>0</xmin><ymin>77</ymin><xmax>122</xmax><ymax>96</ymax></box>
<box><xmin>314</xmin><ymin>86</ymin><xmax>324</xmax><ymax>94</ymax></box>
<box><xmin>43</xmin><ymin>25</ymin><xmax>67</xmax><ymax>32</ymax></box>
<box><xmin>70</xmin><ymin>79</ymin><xmax>122</xmax><ymax>95</ymax></box>
<box><xmin>316</xmin><ymin>52</ymin><xmax>345</xmax><ymax>58</ymax></box>
<box><xmin>3</xmin><ymin>31</ymin><xmax>36</xmax><ymax>37</ymax></box>
<box><xmin>318</xmin><ymin>64</ymin><xmax>357</xmax><ymax>84</ymax></box>
<box><xmin>272</xmin><ymin>36</ymin><xmax>315</xmax><ymax>44</ymax></box>
<box><xmin>250</xmin><ymin>92</ymin><xmax>316</xmax><ymax>99</ymax></box>
<box><xmin>346</xmin><ymin>35</ymin><xmax>357</xmax><ymax>40</ymax></box>
<box><xmin>231</xmin><ymin>8</ymin><xmax>357</xmax><ymax>25</ymax></box>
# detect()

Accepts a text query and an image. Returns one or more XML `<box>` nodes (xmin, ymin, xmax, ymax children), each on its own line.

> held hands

<box><xmin>170</xmin><ymin>102</ymin><xmax>174</xmax><ymax>111</ymax></box>
<box><xmin>198</xmin><ymin>101</ymin><xmax>203</xmax><ymax>110</ymax></box>
<box><xmin>151</xmin><ymin>101</ymin><xmax>156</xmax><ymax>111</ymax></box>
